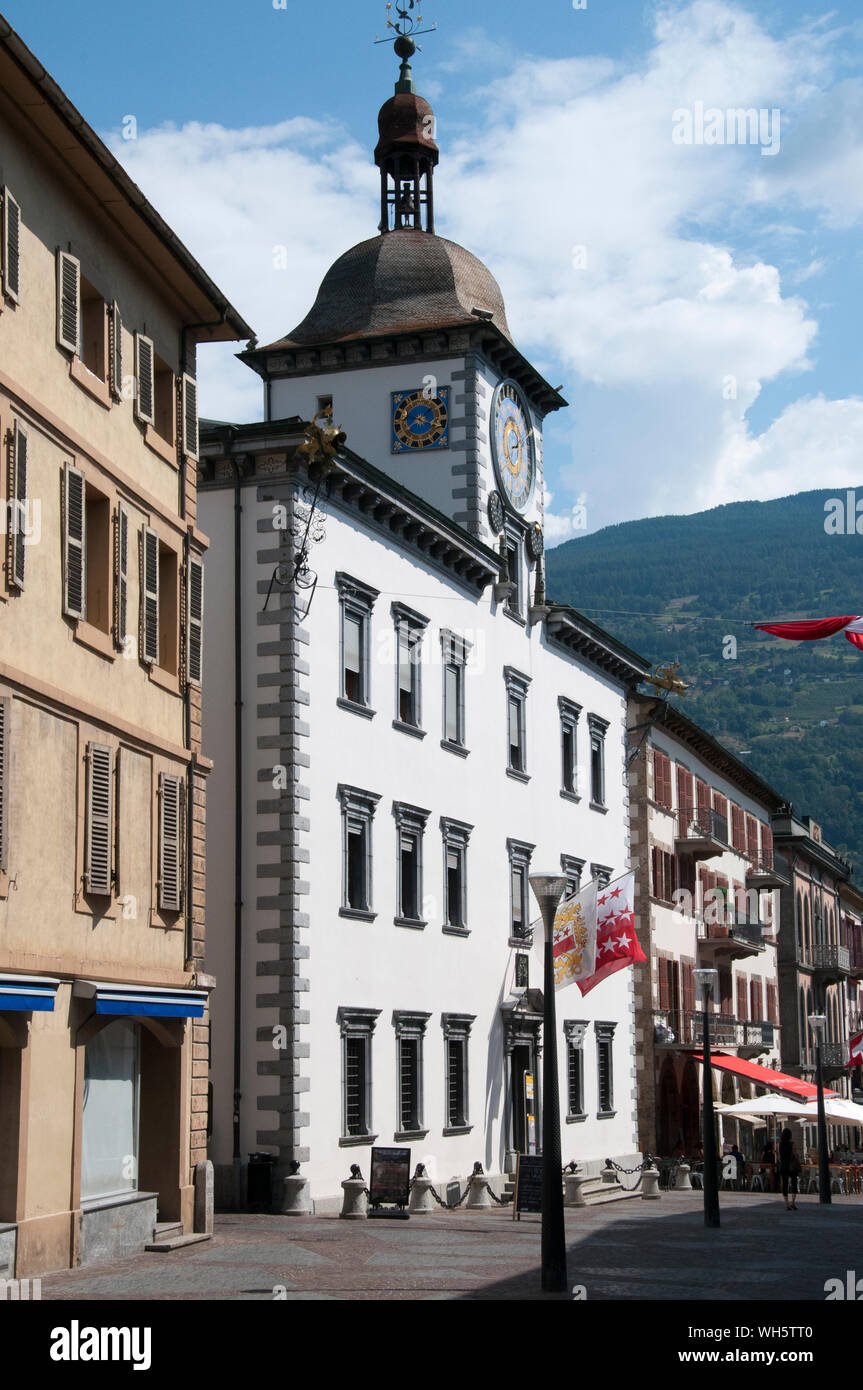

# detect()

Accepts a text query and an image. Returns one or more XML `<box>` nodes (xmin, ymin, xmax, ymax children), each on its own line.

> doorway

<box><xmin>511</xmin><ymin>1045</ymin><xmax>533</xmax><ymax>1154</ymax></box>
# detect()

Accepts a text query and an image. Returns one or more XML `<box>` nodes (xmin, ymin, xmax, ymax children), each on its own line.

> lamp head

<box><xmin>693</xmin><ymin>967</ymin><xmax>719</xmax><ymax>1002</ymax></box>
<box><xmin>808</xmin><ymin>1013</ymin><xmax>827</xmax><ymax>1040</ymax></box>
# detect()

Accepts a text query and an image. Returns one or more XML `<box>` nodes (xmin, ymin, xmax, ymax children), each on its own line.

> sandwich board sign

<box><xmin>513</xmin><ymin>1154</ymin><xmax>543</xmax><ymax>1221</ymax></box>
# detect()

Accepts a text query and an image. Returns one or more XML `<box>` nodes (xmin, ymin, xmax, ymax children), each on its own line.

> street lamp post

<box><xmin>530</xmin><ymin>873</ymin><xmax>568</xmax><ymax>1294</ymax></box>
<box><xmin>694</xmin><ymin>967</ymin><xmax>720</xmax><ymax>1228</ymax></box>
<box><xmin>808</xmin><ymin>1014</ymin><xmax>832</xmax><ymax>1206</ymax></box>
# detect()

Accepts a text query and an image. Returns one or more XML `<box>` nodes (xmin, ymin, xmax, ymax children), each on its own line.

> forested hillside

<box><xmin>546</xmin><ymin>487</ymin><xmax>863</xmax><ymax>862</ymax></box>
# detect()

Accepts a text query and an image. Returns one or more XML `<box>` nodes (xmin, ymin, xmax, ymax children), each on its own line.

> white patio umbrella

<box><xmin>798</xmin><ymin>1097</ymin><xmax>863</xmax><ymax>1126</ymax></box>
<box><xmin>718</xmin><ymin>1095</ymin><xmax>811</xmax><ymax>1120</ymax></box>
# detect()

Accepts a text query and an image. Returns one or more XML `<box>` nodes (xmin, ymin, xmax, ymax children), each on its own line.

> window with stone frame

<box><xmin>441</xmin><ymin>816</ymin><xmax>472</xmax><ymax>934</ymax></box>
<box><xmin>564</xmin><ymin>1021</ymin><xmax>588</xmax><ymax>1121</ymax></box>
<box><xmin>559</xmin><ymin>697</ymin><xmax>582</xmax><ymax>799</ymax></box>
<box><xmin>508</xmin><ymin>837</ymin><xmax>535</xmax><ymax>943</ymax></box>
<box><xmin>394</xmin><ymin>1011</ymin><xmax>430</xmax><ymax>1138</ymax></box>
<box><xmin>441</xmin><ymin>630</ymin><xmax>471</xmax><ymax>752</ymax></box>
<box><xmin>588</xmin><ymin>714</ymin><xmax>609</xmax><ymax>809</ymax></box>
<box><xmin>595</xmin><ymin>1021</ymin><xmax>616</xmax><ymax>1116</ymax></box>
<box><xmin>338</xmin><ymin>785</ymin><xmax>380</xmax><ymax>919</ymax></box>
<box><xmin>561</xmin><ymin>854</ymin><xmax>585</xmax><ymax>902</ymax></box>
<box><xmin>393</xmin><ymin>801</ymin><xmax>429</xmax><ymax>927</ymax></box>
<box><xmin>392</xmin><ymin>601</ymin><xmax>429</xmax><ymax>732</ymax></box>
<box><xmin>504</xmin><ymin>666</ymin><xmax>531</xmax><ymax>780</ymax></box>
<box><xmin>337</xmin><ymin>1007</ymin><xmax>380</xmax><ymax>1143</ymax></box>
<box><xmin>442</xmin><ymin>1013</ymin><xmax>475</xmax><ymax>1133</ymax></box>
<box><xmin>337</xmin><ymin>573</ymin><xmax>379</xmax><ymax>713</ymax></box>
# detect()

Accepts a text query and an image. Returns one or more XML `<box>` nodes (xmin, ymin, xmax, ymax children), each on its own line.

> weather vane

<box><xmin>375</xmin><ymin>1</ymin><xmax>437</xmax><ymax>48</ymax></box>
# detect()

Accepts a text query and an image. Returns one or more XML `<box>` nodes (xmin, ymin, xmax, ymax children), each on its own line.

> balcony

<box><xmin>674</xmin><ymin>808</ymin><xmax>729</xmax><ymax>861</ymax></box>
<box><xmin>653</xmin><ymin>1010</ymin><xmax>776</xmax><ymax>1054</ymax></box>
<box><xmin>698</xmin><ymin>913</ymin><xmax>765</xmax><ymax>961</ymax></box>
<box><xmin>746</xmin><ymin>856</ymin><xmax>789</xmax><ymax>891</ymax></box>
<box><xmin>798</xmin><ymin>943</ymin><xmax>851</xmax><ymax>981</ymax></box>
<box><xmin>847</xmin><ymin>941</ymin><xmax>863</xmax><ymax>979</ymax></box>
<box><xmin>739</xmin><ymin>1021</ymin><xmax>776</xmax><ymax>1058</ymax></box>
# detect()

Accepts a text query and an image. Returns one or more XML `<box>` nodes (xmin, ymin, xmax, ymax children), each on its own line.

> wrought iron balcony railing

<box><xmin>676</xmin><ymin>808</ymin><xmax>729</xmax><ymax>846</ymax></box>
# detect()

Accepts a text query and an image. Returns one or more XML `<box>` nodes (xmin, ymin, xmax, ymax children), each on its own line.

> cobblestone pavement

<box><xmin>35</xmin><ymin>1192</ymin><xmax>863</xmax><ymax>1301</ymax></box>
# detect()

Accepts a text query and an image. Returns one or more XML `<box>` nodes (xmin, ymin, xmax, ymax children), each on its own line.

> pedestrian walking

<box><xmin>777</xmin><ymin>1127</ymin><xmax>801</xmax><ymax>1210</ymax></box>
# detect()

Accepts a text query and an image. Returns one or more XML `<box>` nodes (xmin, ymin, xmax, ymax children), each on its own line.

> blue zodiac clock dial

<box><xmin>491</xmin><ymin>380</ymin><xmax>535</xmax><ymax>513</ymax></box>
<box><xmin>392</xmin><ymin>387</ymin><xmax>450</xmax><ymax>454</ymax></box>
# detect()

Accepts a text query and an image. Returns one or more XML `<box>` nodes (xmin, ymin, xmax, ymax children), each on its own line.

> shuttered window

<box><xmin>676</xmin><ymin>853</ymin><xmax>696</xmax><ymax>901</ymax></box>
<box><xmin>0</xmin><ymin>695</ymin><xmax>10</xmax><ymax>874</ymax></box>
<box><xmin>56</xmin><ymin>251</ymin><xmax>80</xmax><ymax>352</ymax></box>
<box><xmin>761</xmin><ymin>823</ymin><xmax>774</xmax><ymax>870</ymax></box>
<box><xmin>63</xmin><ymin>463</ymin><xmax>86</xmax><ymax>619</ymax></box>
<box><xmin>677</xmin><ymin>766</ymin><xmax>694</xmax><ymax>815</ymax></box>
<box><xmin>719</xmin><ymin>968</ymin><xmax>733</xmax><ymax>1015</ymax></box>
<box><xmin>158</xmin><ymin>773</ymin><xmax>183</xmax><ymax>913</ymax></box>
<box><xmin>9</xmin><ymin>422</ymin><xmax>27</xmax><ymax>589</ymax></box>
<box><xmin>114</xmin><ymin>505</ymin><xmax>129</xmax><ymax>647</ymax></box>
<box><xmin>681</xmin><ymin>961</ymin><xmax>695</xmax><ymax>1017</ymax></box>
<box><xmin>745</xmin><ymin>814</ymin><xmax>759</xmax><ymax>863</ymax></box>
<box><xmin>736</xmin><ymin>976</ymin><xmax>748</xmax><ymax>1022</ymax></box>
<box><xmin>186</xmin><ymin>556</ymin><xmax>204</xmax><ymax>688</ymax></box>
<box><xmin>141</xmin><ymin>527</ymin><xmax>159</xmax><ymax>664</ymax></box>
<box><xmin>730</xmin><ymin>803</ymin><xmax>746</xmax><ymax>852</ymax></box>
<box><xmin>766</xmin><ymin>982</ymin><xmax>778</xmax><ymax>1024</ymax></box>
<box><xmin>653</xmin><ymin>750</ymin><xmax>672</xmax><ymax>808</ymax></box>
<box><xmin>135</xmin><ymin>333</ymin><xmax>155</xmax><ymax>425</ymax></box>
<box><xmin>651</xmin><ymin>847</ymin><xmax>676</xmax><ymax>903</ymax></box>
<box><xmin>2</xmin><ymin>189</ymin><xmax>21</xmax><ymax>303</ymax></box>
<box><xmin>750</xmin><ymin>978</ymin><xmax>763</xmax><ymax>1021</ymax></box>
<box><xmin>85</xmin><ymin>743</ymin><xmax>113</xmax><ymax>897</ymax></box>
<box><xmin>182</xmin><ymin>374</ymin><xmax>199</xmax><ymax>460</ymax></box>
<box><xmin>696</xmin><ymin>778</ymin><xmax>711</xmax><ymax>827</ymax></box>
<box><xmin>109</xmin><ymin>301</ymin><xmax>123</xmax><ymax>401</ymax></box>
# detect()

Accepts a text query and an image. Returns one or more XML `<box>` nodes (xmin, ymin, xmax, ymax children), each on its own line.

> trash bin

<box><xmin>247</xmin><ymin>1152</ymin><xmax>276</xmax><ymax>1209</ymax></box>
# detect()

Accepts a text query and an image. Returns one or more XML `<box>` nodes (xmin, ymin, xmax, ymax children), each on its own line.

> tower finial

<box><xmin>375</xmin><ymin>2</ymin><xmax>437</xmax><ymax>93</ymax></box>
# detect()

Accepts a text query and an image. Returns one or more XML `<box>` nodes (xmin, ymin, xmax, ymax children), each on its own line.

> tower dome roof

<box><xmin>375</xmin><ymin>91</ymin><xmax>439</xmax><ymax>163</ymax></box>
<box><xmin>276</xmin><ymin>227</ymin><xmax>512</xmax><ymax>347</ymax></box>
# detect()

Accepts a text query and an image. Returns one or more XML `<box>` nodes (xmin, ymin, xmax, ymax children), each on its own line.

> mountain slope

<box><xmin>546</xmin><ymin>486</ymin><xmax>863</xmax><ymax>862</ymax></box>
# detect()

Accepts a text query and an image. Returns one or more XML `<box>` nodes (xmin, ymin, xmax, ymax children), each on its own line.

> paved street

<box><xmin>37</xmin><ymin>1193</ymin><xmax>863</xmax><ymax>1301</ymax></box>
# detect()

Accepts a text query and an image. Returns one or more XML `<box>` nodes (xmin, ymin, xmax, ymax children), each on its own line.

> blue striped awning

<box><xmin>0</xmin><ymin>974</ymin><xmax>59</xmax><ymax>1012</ymax></box>
<box><xmin>74</xmin><ymin>980</ymin><xmax>207</xmax><ymax>1019</ymax></box>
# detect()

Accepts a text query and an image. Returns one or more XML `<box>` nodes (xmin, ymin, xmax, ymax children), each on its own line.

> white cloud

<box><xmin>101</xmin><ymin>0</ymin><xmax>863</xmax><ymax>525</ymax></box>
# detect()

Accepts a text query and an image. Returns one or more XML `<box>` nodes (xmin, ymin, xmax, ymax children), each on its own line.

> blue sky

<box><xmin>5</xmin><ymin>0</ymin><xmax>863</xmax><ymax>540</ymax></box>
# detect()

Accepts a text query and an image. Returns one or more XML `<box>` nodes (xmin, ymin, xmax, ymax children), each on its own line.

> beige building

<box><xmin>0</xmin><ymin>18</ymin><xmax>250</xmax><ymax>1276</ymax></box>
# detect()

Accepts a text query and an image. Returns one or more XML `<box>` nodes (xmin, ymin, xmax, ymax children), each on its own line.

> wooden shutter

<box><xmin>696</xmin><ymin>779</ymin><xmax>711</xmax><ymax>827</ymax></box>
<box><xmin>159</xmin><ymin>772</ymin><xmax>183</xmax><ymax>912</ymax></box>
<box><xmin>719</xmin><ymin>968</ymin><xmax>733</xmax><ymax>1015</ymax></box>
<box><xmin>651</xmin><ymin>847</ymin><xmax>662</xmax><ymax>898</ymax></box>
<box><xmin>677</xmin><ymin>766</ymin><xmax>694</xmax><ymax>815</ymax></box>
<box><xmin>56</xmin><ymin>251</ymin><xmax>80</xmax><ymax>352</ymax></box>
<box><xmin>761</xmin><ymin>824</ymin><xmax>774</xmax><ymax>870</ymax></box>
<box><xmin>682</xmin><ymin>962</ymin><xmax>695</xmax><ymax>1017</ymax></box>
<box><xmin>85</xmin><ymin>743</ymin><xmax>113</xmax><ymax>896</ymax></box>
<box><xmin>730</xmin><ymin>804</ymin><xmax>745</xmax><ymax>852</ymax></box>
<box><xmin>750</xmin><ymin>978</ymin><xmax>762</xmax><ymax>1021</ymax></box>
<box><xmin>736</xmin><ymin>976</ymin><xmax>748</xmax><ymax>1022</ymax></box>
<box><xmin>2</xmin><ymin>189</ymin><xmax>21</xmax><ymax>303</ymax></box>
<box><xmin>766</xmin><ymin>982</ymin><xmax>777</xmax><ymax>1024</ymax></box>
<box><xmin>676</xmin><ymin>853</ymin><xmax>696</xmax><ymax>901</ymax></box>
<box><xmin>135</xmin><ymin>333</ymin><xmax>155</xmax><ymax>424</ymax></box>
<box><xmin>109</xmin><ymin>300</ymin><xmax>123</xmax><ymax>400</ymax></box>
<box><xmin>63</xmin><ymin>463</ymin><xmax>86</xmax><ymax>619</ymax></box>
<box><xmin>653</xmin><ymin>750</ymin><xmax>671</xmax><ymax>808</ymax></box>
<box><xmin>746</xmin><ymin>814</ymin><xmax>759</xmax><ymax>863</ymax></box>
<box><xmin>186</xmin><ymin>555</ymin><xmax>204</xmax><ymax>687</ymax></box>
<box><xmin>0</xmin><ymin>696</ymin><xmax>9</xmax><ymax>874</ymax></box>
<box><xmin>658</xmin><ymin>957</ymin><xmax>670</xmax><ymax>1010</ymax></box>
<box><xmin>9</xmin><ymin>422</ymin><xmax>27</xmax><ymax>589</ymax></box>
<box><xmin>114</xmin><ymin>504</ymin><xmax>129</xmax><ymax>647</ymax></box>
<box><xmin>182</xmin><ymin>374</ymin><xmax>199</xmax><ymax>460</ymax></box>
<box><xmin>141</xmin><ymin>526</ymin><xmax>159</xmax><ymax>664</ymax></box>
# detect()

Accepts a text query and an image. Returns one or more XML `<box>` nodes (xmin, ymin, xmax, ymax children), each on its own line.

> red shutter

<box><xmin>651</xmin><ymin>847</ymin><xmax>660</xmax><ymax>898</ymax></box>
<box><xmin>731</xmin><ymin>804</ymin><xmax>746</xmax><ymax>852</ymax></box>
<box><xmin>719</xmin><ymin>968</ymin><xmax>733</xmax><ymax>1015</ymax></box>
<box><xmin>736</xmin><ymin>977</ymin><xmax>748</xmax><ymax>1021</ymax></box>
<box><xmin>696</xmin><ymin>779</ymin><xmax>711</xmax><ymax>827</ymax></box>
<box><xmin>761</xmin><ymin>824</ymin><xmax>774</xmax><ymax>870</ymax></box>
<box><xmin>676</xmin><ymin>853</ymin><xmax>696</xmax><ymax>902</ymax></box>
<box><xmin>746</xmin><ymin>815</ymin><xmax>759</xmax><ymax>863</ymax></box>
<box><xmin>659</xmin><ymin>958</ymin><xmax>670</xmax><ymax>1010</ymax></box>
<box><xmin>653</xmin><ymin>750</ymin><xmax>672</xmax><ymax>809</ymax></box>
<box><xmin>682</xmin><ymin>962</ymin><xmax>695</xmax><ymax>1016</ymax></box>
<box><xmin>766</xmin><ymin>982</ymin><xmax>777</xmax><ymax>1024</ymax></box>
<box><xmin>677</xmin><ymin>766</ymin><xmax>694</xmax><ymax>815</ymax></box>
<box><xmin>750</xmin><ymin>978</ymin><xmax>763</xmax><ymax>1021</ymax></box>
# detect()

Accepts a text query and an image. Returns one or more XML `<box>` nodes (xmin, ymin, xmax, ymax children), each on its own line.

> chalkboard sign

<box><xmin>369</xmin><ymin>1147</ymin><xmax>411</xmax><ymax>1207</ymax></box>
<box><xmin>513</xmin><ymin>1154</ymin><xmax>543</xmax><ymax>1220</ymax></box>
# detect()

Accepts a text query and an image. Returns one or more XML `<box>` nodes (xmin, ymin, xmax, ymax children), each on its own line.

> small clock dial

<box><xmin>492</xmin><ymin>381</ymin><xmax>535</xmax><ymax>513</ymax></box>
<box><xmin>392</xmin><ymin>388</ymin><xmax>450</xmax><ymax>454</ymax></box>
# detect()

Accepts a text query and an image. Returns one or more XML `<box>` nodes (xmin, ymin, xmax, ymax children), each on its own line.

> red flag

<box><xmin>849</xmin><ymin>1030</ymin><xmax>863</xmax><ymax>1068</ymax></box>
<box><xmin>755</xmin><ymin>616</ymin><xmax>863</xmax><ymax>649</ymax></box>
<box><xmin>577</xmin><ymin>872</ymin><xmax>645</xmax><ymax>997</ymax></box>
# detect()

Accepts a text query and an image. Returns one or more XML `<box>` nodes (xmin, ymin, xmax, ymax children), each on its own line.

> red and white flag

<box><xmin>532</xmin><ymin>881</ymin><xmax>598</xmax><ymax>991</ymax></box>
<box><xmin>754</xmin><ymin>616</ymin><xmax>863</xmax><ymax>651</ymax></box>
<box><xmin>577</xmin><ymin>871</ymin><xmax>645</xmax><ymax>997</ymax></box>
<box><xmin>849</xmin><ymin>1030</ymin><xmax>863</xmax><ymax>1068</ymax></box>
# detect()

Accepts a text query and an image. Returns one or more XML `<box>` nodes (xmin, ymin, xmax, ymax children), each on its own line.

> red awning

<box><xmin>693</xmin><ymin>1053</ymin><xmax>837</xmax><ymax>1097</ymax></box>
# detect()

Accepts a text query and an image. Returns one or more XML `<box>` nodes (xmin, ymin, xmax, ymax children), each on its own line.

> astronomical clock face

<box><xmin>491</xmin><ymin>380</ymin><xmax>535</xmax><ymax>513</ymax></box>
<box><xmin>392</xmin><ymin>387</ymin><xmax>450</xmax><ymax>454</ymax></box>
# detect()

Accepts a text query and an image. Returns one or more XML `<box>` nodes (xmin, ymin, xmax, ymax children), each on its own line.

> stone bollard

<box><xmin>340</xmin><ymin>1164</ymin><xmax>368</xmax><ymax>1220</ymax></box>
<box><xmin>674</xmin><ymin>1162</ymin><xmax>692</xmax><ymax>1191</ymax></box>
<box><xmin>564</xmin><ymin>1171</ymin><xmax>586</xmax><ymax>1208</ymax></box>
<box><xmin>466</xmin><ymin>1162</ymin><xmax>493</xmax><ymax>1210</ymax></box>
<box><xmin>601</xmin><ymin>1159</ymin><xmax>618</xmax><ymax>1185</ymax></box>
<box><xmin>281</xmin><ymin>1161</ymin><xmax>311</xmax><ymax>1216</ymax></box>
<box><xmin>409</xmin><ymin>1165</ymin><xmax>437</xmax><ymax>1216</ymax></box>
<box><xmin>641</xmin><ymin>1164</ymin><xmax>661</xmax><ymax>1200</ymax></box>
<box><xmin>194</xmin><ymin>1159</ymin><xmax>214</xmax><ymax>1234</ymax></box>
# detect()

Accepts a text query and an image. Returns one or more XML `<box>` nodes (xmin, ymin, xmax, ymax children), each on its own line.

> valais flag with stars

<box><xmin>849</xmin><ymin>1030</ymin><xmax>863</xmax><ymax>1069</ymax></box>
<box><xmin>577</xmin><ymin>872</ymin><xmax>645</xmax><ymax>997</ymax></box>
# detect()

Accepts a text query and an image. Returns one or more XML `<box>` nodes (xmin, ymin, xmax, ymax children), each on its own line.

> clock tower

<box><xmin>239</xmin><ymin>30</ymin><xmax>566</xmax><ymax>561</ymax></box>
